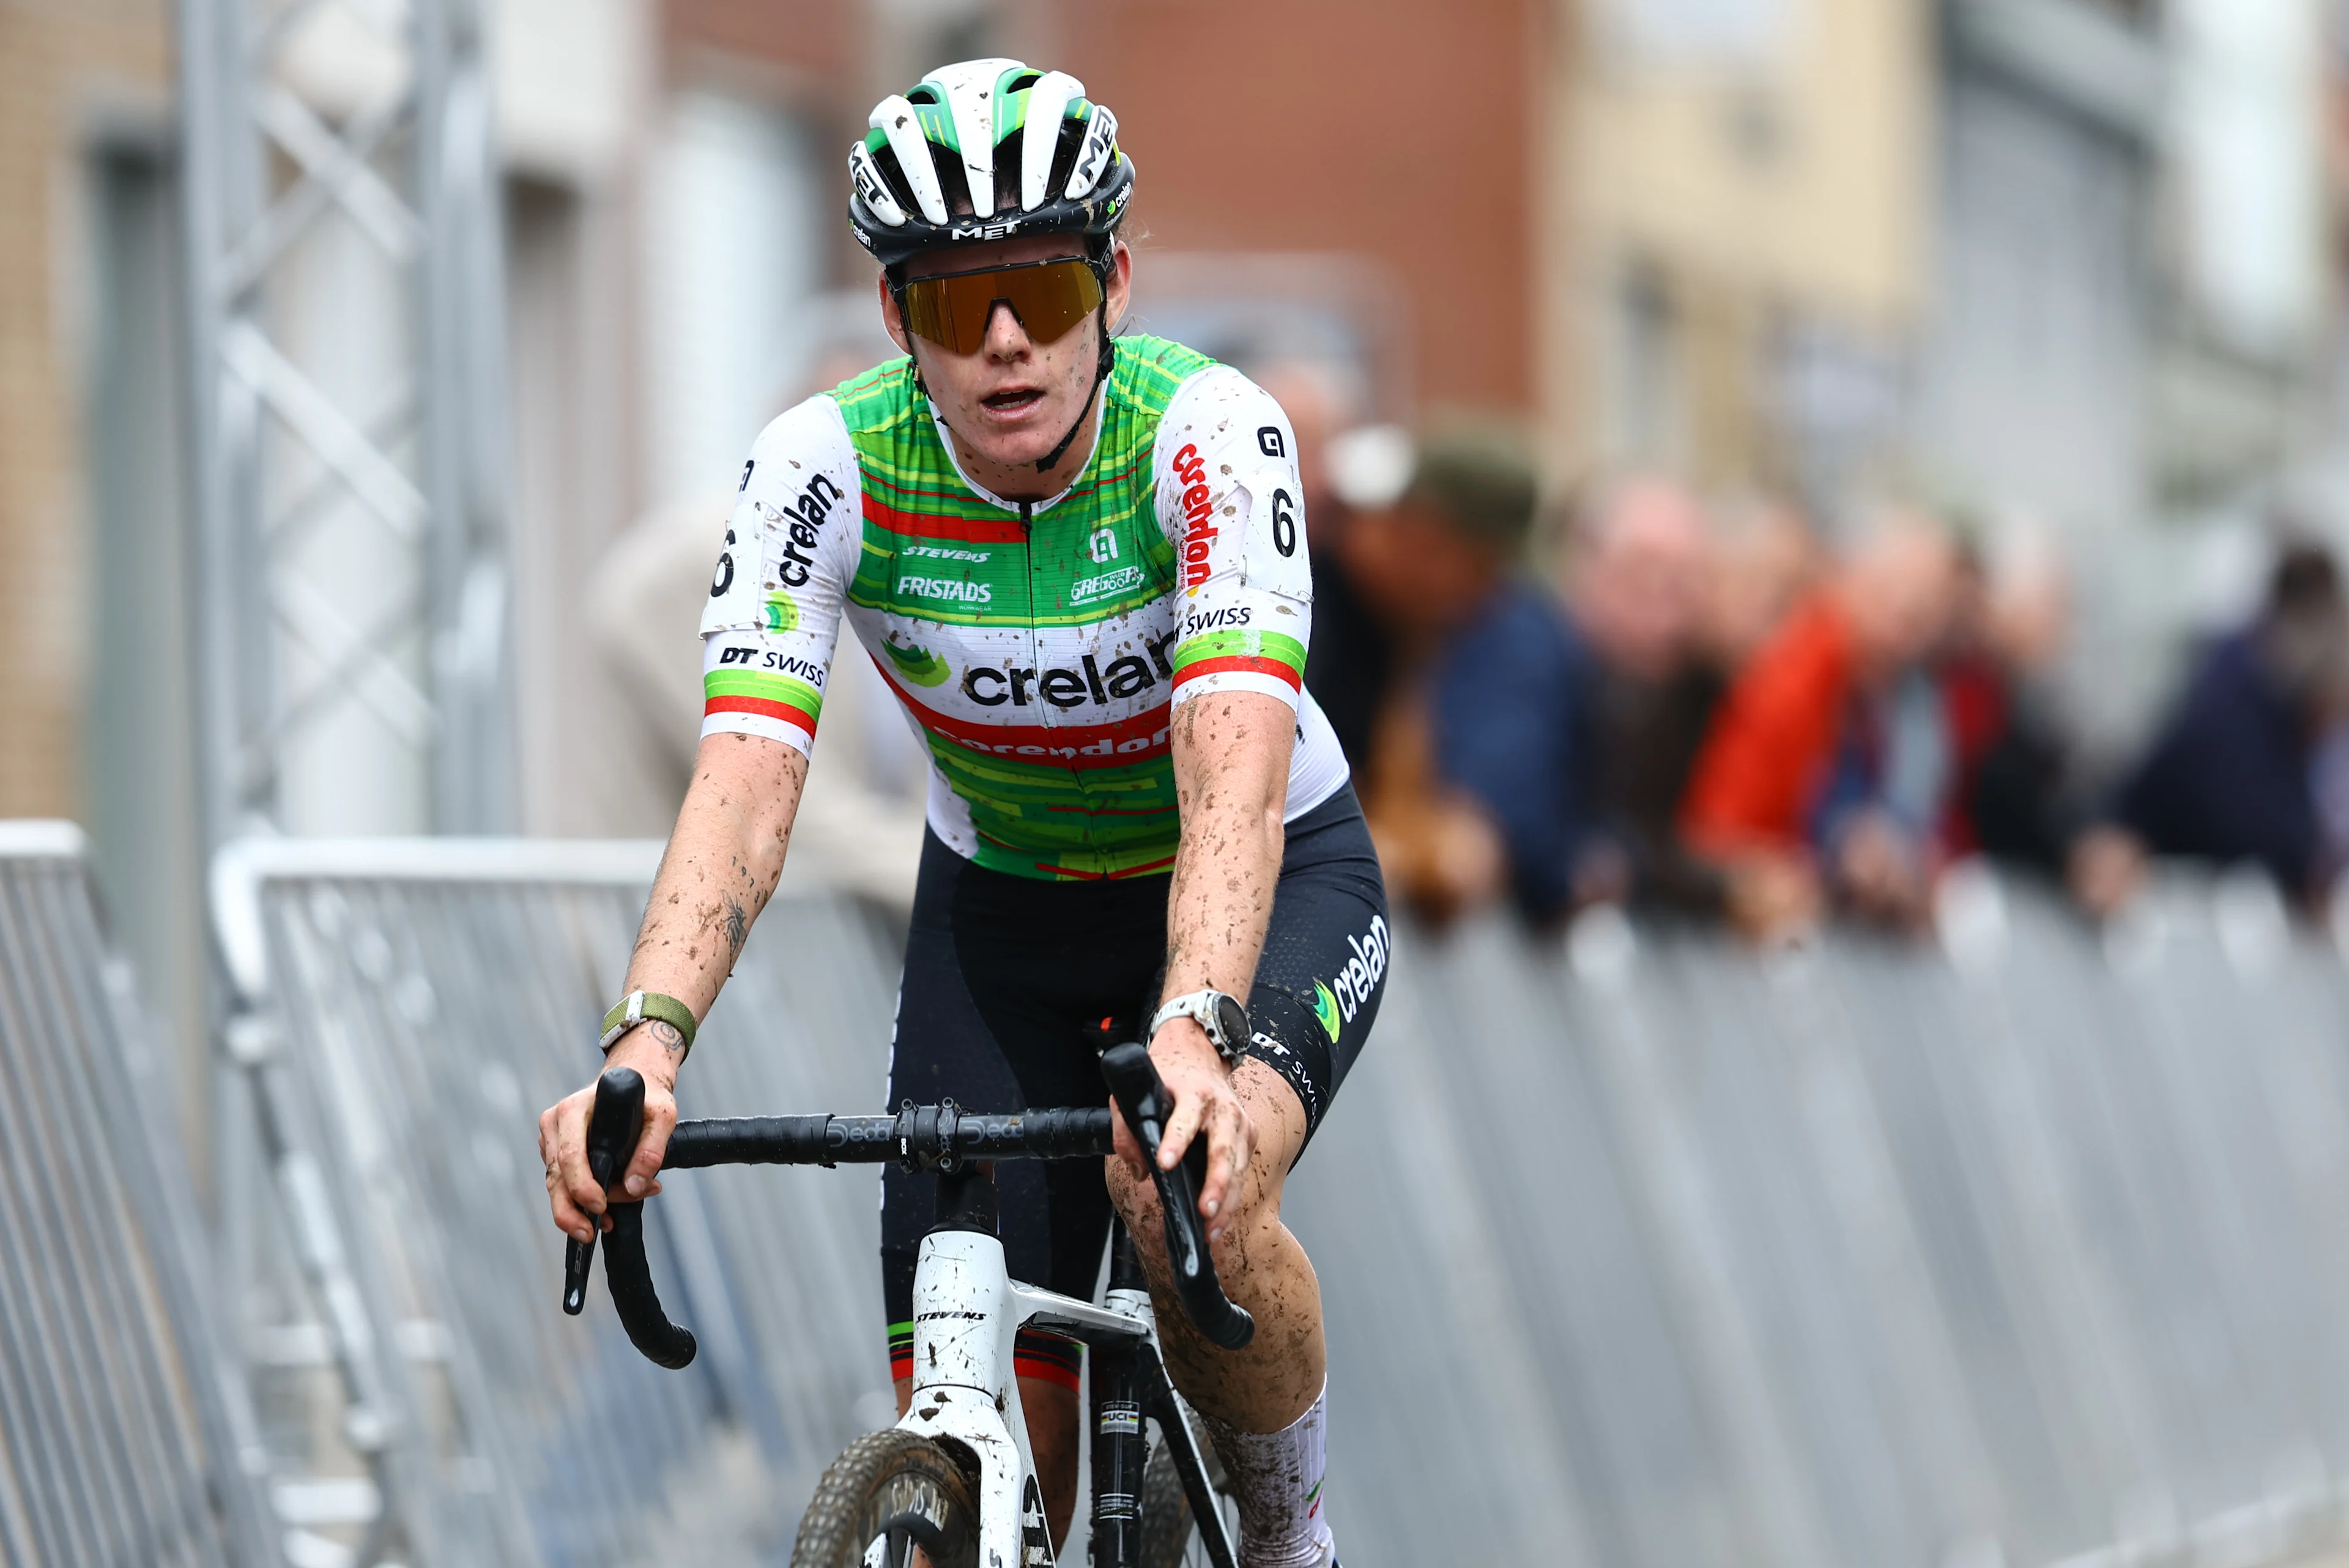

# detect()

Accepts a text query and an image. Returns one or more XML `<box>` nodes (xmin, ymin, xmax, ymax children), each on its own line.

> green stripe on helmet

<box><xmin>992</xmin><ymin>64</ymin><xmax>1036</xmax><ymax>141</ymax></box>
<box><xmin>911</xmin><ymin>100</ymin><xmax>957</xmax><ymax>153</ymax></box>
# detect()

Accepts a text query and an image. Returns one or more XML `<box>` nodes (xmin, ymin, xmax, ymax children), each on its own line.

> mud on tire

<box><xmin>790</xmin><ymin>1429</ymin><xmax>979</xmax><ymax>1568</ymax></box>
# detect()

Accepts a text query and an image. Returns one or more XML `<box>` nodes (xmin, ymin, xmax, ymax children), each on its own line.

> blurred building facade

<box><xmin>2</xmin><ymin>0</ymin><xmax>2347</xmax><ymax>1092</ymax></box>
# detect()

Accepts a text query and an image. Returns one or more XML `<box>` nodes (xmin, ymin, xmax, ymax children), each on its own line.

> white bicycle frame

<box><xmin>892</xmin><ymin>1226</ymin><xmax>1230</xmax><ymax>1568</ymax></box>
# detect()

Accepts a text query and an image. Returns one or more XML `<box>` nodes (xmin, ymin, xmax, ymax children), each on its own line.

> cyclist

<box><xmin>541</xmin><ymin>58</ymin><xmax>1384</xmax><ymax>1566</ymax></box>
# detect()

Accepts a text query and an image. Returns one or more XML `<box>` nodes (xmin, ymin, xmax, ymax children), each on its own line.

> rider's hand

<box><xmin>1115</xmin><ymin>1019</ymin><xmax>1255</xmax><ymax>1243</ymax></box>
<box><xmin>538</xmin><ymin>1026</ymin><xmax>679</xmax><ymax>1244</ymax></box>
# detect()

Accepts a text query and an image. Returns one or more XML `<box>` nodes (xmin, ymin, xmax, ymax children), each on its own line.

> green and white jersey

<box><xmin>698</xmin><ymin>335</ymin><xmax>1349</xmax><ymax>881</ymax></box>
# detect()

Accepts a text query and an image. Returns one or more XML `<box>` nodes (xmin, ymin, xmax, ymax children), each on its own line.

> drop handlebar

<box><xmin>562</xmin><ymin>1043</ymin><xmax>1253</xmax><ymax>1368</ymax></box>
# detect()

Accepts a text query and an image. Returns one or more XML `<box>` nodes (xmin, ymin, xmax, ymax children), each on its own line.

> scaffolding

<box><xmin>176</xmin><ymin>3</ymin><xmax>515</xmax><ymax>1559</ymax></box>
<box><xmin>176</xmin><ymin>0</ymin><xmax>513</xmax><ymax>846</ymax></box>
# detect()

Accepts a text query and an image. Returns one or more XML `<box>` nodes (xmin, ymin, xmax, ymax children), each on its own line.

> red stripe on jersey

<box><xmin>1028</xmin><ymin>855</ymin><xmax>1178</xmax><ymax>881</ymax></box>
<box><xmin>872</xmin><ymin>660</ymin><xmax>1176</xmax><ymax>767</ymax></box>
<box><xmin>1169</xmin><ymin>655</ymin><xmax>1304</xmax><ymax>692</ymax></box>
<box><xmin>862</xmin><ymin>490</ymin><xmax>1028</xmax><ymax>544</ymax></box>
<box><xmin>705</xmin><ymin>694</ymin><xmax>818</xmax><ymax>733</ymax></box>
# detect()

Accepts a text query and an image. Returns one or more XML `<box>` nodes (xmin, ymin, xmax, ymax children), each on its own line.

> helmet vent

<box><xmin>1008</xmin><ymin>72</ymin><xmax>1041</xmax><ymax>94</ymax></box>
<box><xmin>1045</xmin><ymin>116</ymin><xmax>1088</xmax><ymax>199</ymax></box>
<box><xmin>906</xmin><ymin>84</ymin><xmax>941</xmax><ymax>105</ymax></box>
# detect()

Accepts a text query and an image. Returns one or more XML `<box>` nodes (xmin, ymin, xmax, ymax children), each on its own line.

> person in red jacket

<box><xmin>1680</xmin><ymin>513</ymin><xmax>1962</xmax><ymax>934</ymax></box>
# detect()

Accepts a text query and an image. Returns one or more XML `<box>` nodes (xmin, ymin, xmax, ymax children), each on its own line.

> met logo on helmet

<box><xmin>1069</xmin><ymin>105</ymin><xmax>1118</xmax><ymax>197</ymax></box>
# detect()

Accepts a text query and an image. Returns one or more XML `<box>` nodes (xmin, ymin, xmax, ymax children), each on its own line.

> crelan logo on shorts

<box><xmin>1311</xmin><ymin>914</ymin><xmax>1390</xmax><ymax>1040</ymax></box>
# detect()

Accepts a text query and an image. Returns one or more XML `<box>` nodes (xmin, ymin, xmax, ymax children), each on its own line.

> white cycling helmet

<box><xmin>849</xmin><ymin>58</ymin><xmax>1133</xmax><ymax>273</ymax></box>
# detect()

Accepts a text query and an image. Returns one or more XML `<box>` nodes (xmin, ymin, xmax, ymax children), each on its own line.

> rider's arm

<box><xmin>543</xmin><ymin>395</ymin><xmax>862</xmax><ymax>1244</ymax></box>
<box><xmin>1143</xmin><ymin>369</ymin><xmax>1311</xmax><ymax>1235</ymax></box>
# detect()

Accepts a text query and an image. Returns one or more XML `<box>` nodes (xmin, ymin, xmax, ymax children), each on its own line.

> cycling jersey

<box><xmin>699</xmin><ymin>336</ymin><xmax>1349</xmax><ymax>879</ymax></box>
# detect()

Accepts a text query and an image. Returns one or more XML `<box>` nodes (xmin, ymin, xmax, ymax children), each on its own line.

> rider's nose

<box><xmin>983</xmin><ymin>298</ymin><xmax>1031</xmax><ymax>357</ymax></box>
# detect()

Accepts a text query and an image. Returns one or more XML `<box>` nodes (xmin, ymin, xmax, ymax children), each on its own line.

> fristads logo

<box><xmin>960</xmin><ymin>632</ymin><xmax>1177</xmax><ymax>709</ymax></box>
<box><xmin>899</xmin><ymin>575</ymin><xmax>994</xmax><ymax>604</ymax></box>
<box><xmin>757</xmin><ymin>472</ymin><xmax>844</xmax><ymax>588</ymax></box>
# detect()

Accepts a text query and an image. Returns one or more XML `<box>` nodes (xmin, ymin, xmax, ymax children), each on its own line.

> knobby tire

<box><xmin>791</xmin><ymin>1429</ymin><xmax>979</xmax><ymax>1568</ymax></box>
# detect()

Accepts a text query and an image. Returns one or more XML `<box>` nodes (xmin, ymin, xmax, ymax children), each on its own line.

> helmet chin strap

<box><xmin>1034</xmin><ymin>307</ymin><xmax>1117</xmax><ymax>474</ymax></box>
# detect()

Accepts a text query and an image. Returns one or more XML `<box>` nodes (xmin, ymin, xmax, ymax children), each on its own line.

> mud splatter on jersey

<box><xmin>700</xmin><ymin>336</ymin><xmax>1348</xmax><ymax>881</ymax></box>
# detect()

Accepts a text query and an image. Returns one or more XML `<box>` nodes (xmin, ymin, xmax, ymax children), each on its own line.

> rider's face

<box><xmin>880</xmin><ymin>235</ymin><xmax>1132</xmax><ymax>479</ymax></box>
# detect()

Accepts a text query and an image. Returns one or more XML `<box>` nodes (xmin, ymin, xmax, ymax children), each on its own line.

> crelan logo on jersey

<box><xmin>1170</xmin><ymin>442</ymin><xmax>1217</xmax><ymax>593</ymax></box>
<box><xmin>1312</xmin><ymin>914</ymin><xmax>1390</xmax><ymax>1040</ymax></box>
<box><xmin>879</xmin><ymin>637</ymin><xmax>951</xmax><ymax>687</ymax></box>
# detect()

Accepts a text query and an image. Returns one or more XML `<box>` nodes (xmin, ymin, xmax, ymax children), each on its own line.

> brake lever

<box><xmin>561</xmin><ymin>1066</ymin><xmax>641</xmax><ymax>1314</ymax></box>
<box><xmin>1099</xmin><ymin>1042</ymin><xmax>1255</xmax><ymax>1351</ymax></box>
<box><xmin>562</xmin><ymin>1067</ymin><xmax>697</xmax><ymax>1369</ymax></box>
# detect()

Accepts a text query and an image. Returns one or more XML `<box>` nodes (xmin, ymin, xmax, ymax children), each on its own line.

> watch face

<box><xmin>1212</xmin><ymin>993</ymin><xmax>1250</xmax><ymax>1051</ymax></box>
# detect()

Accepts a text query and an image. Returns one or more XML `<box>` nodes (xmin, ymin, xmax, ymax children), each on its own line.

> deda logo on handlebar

<box><xmin>561</xmin><ymin>1044</ymin><xmax>1250</xmax><ymax>1568</ymax></box>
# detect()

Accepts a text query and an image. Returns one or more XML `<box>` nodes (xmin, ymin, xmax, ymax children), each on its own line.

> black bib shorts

<box><xmin>880</xmin><ymin>785</ymin><xmax>1388</xmax><ymax>1385</ymax></box>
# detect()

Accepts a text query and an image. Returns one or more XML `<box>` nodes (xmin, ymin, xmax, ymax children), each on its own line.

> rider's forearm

<box><xmin>1162</xmin><ymin>692</ymin><xmax>1293</xmax><ymax>1015</ymax></box>
<box><xmin>610</xmin><ymin>731</ymin><xmax>807</xmax><ymax>1080</ymax></box>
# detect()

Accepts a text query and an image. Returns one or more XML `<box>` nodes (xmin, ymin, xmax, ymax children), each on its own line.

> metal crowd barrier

<box><xmin>1288</xmin><ymin>865</ymin><xmax>2349</xmax><ymax>1568</ymax></box>
<box><xmin>0</xmin><ymin>822</ymin><xmax>275</xmax><ymax>1567</ymax></box>
<box><xmin>204</xmin><ymin>835</ymin><xmax>2349</xmax><ymax>1568</ymax></box>
<box><xmin>210</xmin><ymin>838</ymin><xmax>901</xmax><ymax>1568</ymax></box>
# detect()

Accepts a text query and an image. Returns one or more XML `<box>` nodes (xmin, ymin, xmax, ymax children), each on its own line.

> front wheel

<box><xmin>791</xmin><ymin>1429</ymin><xmax>979</xmax><ymax>1568</ymax></box>
<box><xmin>1138</xmin><ymin>1430</ymin><xmax>1239</xmax><ymax>1568</ymax></box>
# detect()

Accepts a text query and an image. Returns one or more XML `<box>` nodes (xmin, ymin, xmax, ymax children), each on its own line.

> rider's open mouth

<box><xmin>981</xmin><ymin>388</ymin><xmax>1044</xmax><ymax>413</ymax></box>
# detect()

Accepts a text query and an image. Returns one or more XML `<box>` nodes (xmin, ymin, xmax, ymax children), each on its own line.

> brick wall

<box><xmin>0</xmin><ymin>0</ymin><xmax>172</xmax><ymax>816</ymax></box>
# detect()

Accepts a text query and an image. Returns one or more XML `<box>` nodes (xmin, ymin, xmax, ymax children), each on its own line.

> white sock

<box><xmin>1201</xmin><ymin>1383</ymin><xmax>1335</xmax><ymax>1568</ymax></box>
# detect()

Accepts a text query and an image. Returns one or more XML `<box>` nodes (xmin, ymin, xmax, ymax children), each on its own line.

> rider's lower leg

<box><xmin>1107</xmin><ymin>1058</ymin><xmax>1336</xmax><ymax>1566</ymax></box>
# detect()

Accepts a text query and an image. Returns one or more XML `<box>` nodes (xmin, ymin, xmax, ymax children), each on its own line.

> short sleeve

<box><xmin>697</xmin><ymin>395</ymin><xmax>863</xmax><ymax>755</ymax></box>
<box><xmin>1155</xmin><ymin>368</ymin><xmax>1313</xmax><ymax>711</ymax></box>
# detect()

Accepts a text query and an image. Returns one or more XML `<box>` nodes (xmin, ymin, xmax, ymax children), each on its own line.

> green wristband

<box><xmin>599</xmin><ymin>991</ymin><xmax>697</xmax><ymax>1058</ymax></box>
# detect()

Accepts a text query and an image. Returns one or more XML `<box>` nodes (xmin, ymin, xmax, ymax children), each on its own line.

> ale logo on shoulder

<box><xmin>1312</xmin><ymin>915</ymin><xmax>1390</xmax><ymax>1040</ymax></box>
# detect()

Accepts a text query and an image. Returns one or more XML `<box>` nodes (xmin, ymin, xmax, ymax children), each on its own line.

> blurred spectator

<box><xmin>1345</xmin><ymin>424</ymin><xmax>1596</xmax><ymax>925</ymax></box>
<box><xmin>1939</xmin><ymin>523</ymin><xmax>2091</xmax><ymax>877</ymax></box>
<box><xmin>1257</xmin><ymin>363</ymin><xmax>1393</xmax><ymax>772</ymax></box>
<box><xmin>1680</xmin><ymin>512</ymin><xmax>1962</xmax><ymax>934</ymax></box>
<box><xmin>2081</xmin><ymin>542</ymin><xmax>2349</xmax><ymax>911</ymax></box>
<box><xmin>584</xmin><ymin>343</ymin><xmax>929</xmax><ymax>907</ymax></box>
<box><xmin>1705</xmin><ymin>494</ymin><xmax>1821</xmax><ymax>667</ymax></box>
<box><xmin>1561</xmin><ymin>475</ymin><xmax>1735</xmax><ymax>916</ymax></box>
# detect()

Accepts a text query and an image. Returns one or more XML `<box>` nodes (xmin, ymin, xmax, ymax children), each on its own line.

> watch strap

<box><xmin>1149</xmin><ymin>989</ymin><xmax>1244</xmax><ymax>1066</ymax></box>
<box><xmin>600</xmin><ymin>991</ymin><xmax>697</xmax><ymax>1057</ymax></box>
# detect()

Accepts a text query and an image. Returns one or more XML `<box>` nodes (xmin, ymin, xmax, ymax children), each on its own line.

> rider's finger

<box><xmin>1156</xmin><ymin>1087</ymin><xmax>1203</xmax><ymax>1170</ymax></box>
<box><xmin>624</xmin><ymin>1093</ymin><xmax>675</xmax><ymax>1198</ymax></box>
<box><xmin>554</xmin><ymin>1092</ymin><xmax>606</xmax><ymax>1222</ymax></box>
<box><xmin>1108</xmin><ymin>1096</ymin><xmax>1150</xmax><ymax>1176</ymax></box>
<box><xmin>1199</xmin><ymin>1098</ymin><xmax>1244</xmax><ymax>1221</ymax></box>
<box><xmin>546</xmin><ymin>1155</ymin><xmax>592</xmax><ymax>1241</ymax></box>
